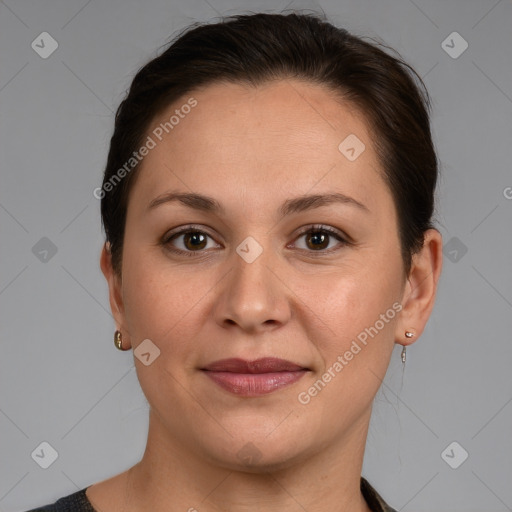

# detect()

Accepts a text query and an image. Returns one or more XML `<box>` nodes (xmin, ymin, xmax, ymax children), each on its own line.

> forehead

<box><xmin>129</xmin><ymin>79</ymin><xmax>390</xmax><ymax>215</ymax></box>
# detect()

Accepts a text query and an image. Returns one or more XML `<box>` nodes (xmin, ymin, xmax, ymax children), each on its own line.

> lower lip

<box><xmin>203</xmin><ymin>370</ymin><xmax>307</xmax><ymax>396</ymax></box>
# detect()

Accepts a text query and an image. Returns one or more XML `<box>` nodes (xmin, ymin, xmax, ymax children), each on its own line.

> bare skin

<box><xmin>90</xmin><ymin>79</ymin><xmax>442</xmax><ymax>512</ymax></box>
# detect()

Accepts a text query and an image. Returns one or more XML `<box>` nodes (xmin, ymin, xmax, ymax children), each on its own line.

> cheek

<box><xmin>293</xmin><ymin>265</ymin><xmax>402</xmax><ymax>420</ymax></box>
<box><xmin>298</xmin><ymin>257</ymin><xmax>402</xmax><ymax>348</ymax></box>
<box><xmin>295</xmin><ymin>259</ymin><xmax>403</xmax><ymax>416</ymax></box>
<box><xmin>120</xmin><ymin>245</ymin><xmax>208</xmax><ymax>345</ymax></box>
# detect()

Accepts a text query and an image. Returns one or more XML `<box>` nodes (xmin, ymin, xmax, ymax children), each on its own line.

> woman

<box><xmin>28</xmin><ymin>11</ymin><xmax>442</xmax><ymax>512</ymax></box>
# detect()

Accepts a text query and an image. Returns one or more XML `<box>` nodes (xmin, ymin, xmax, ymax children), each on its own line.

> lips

<box><xmin>202</xmin><ymin>357</ymin><xmax>306</xmax><ymax>373</ymax></box>
<box><xmin>201</xmin><ymin>357</ymin><xmax>309</xmax><ymax>396</ymax></box>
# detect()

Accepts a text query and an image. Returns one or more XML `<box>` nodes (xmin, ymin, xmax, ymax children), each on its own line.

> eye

<box><xmin>162</xmin><ymin>224</ymin><xmax>350</xmax><ymax>258</ymax></box>
<box><xmin>162</xmin><ymin>226</ymin><xmax>220</xmax><ymax>256</ymax></box>
<box><xmin>292</xmin><ymin>225</ymin><xmax>349</xmax><ymax>253</ymax></box>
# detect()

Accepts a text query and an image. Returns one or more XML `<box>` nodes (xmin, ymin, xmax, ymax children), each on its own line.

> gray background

<box><xmin>1</xmin><ymin>1</ymin><xmax>511</xmax><ymax>511</ymax></box>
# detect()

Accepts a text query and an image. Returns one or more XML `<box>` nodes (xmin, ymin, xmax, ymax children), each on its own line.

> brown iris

<box><xmin>183</xmin><ymin>232</ymin><xmax>207</xmax><ymax>250</ymax></box>
<box><xmin>305</xmin><ymin>231</ymin><xmax>329</xmax><ymax>250</ymax></box>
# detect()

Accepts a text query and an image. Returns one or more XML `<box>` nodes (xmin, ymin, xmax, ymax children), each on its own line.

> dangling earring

<box><xmin>402</xmin><ymin>331</ymin><xmax>414</xmax><ymax>364</ymax></box>
<box><xmin>114</xmin><ymin>329</ymin><xmax>129</xmax><ymax>351</ymax></box>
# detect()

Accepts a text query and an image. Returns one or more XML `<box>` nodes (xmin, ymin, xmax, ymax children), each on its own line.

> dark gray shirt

<box><xmin>26</xmin><ymin>476</ymin><xmax>397</xmax><ymax>511</ymax></box>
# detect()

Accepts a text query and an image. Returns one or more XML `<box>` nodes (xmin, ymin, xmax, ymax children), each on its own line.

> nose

<box><xmin>212</xmin><ymin>240</ymin><xmax>292</xmax><ymax>334</ymax></box>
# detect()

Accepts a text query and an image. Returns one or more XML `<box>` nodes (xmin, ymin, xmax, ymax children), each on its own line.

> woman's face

<box><xmin>104</xmin><ymin>79</ymin><xmax>415</xmax><ymax>469</ymax></box>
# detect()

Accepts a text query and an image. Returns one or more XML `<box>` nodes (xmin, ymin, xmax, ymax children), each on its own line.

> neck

<box><xmin>123</xmin><ymin>408</ymin><xmax>373</xmax><ymax>512</ymax></box>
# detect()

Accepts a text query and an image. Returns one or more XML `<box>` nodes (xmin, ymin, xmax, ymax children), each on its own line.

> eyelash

<box><xmin>161</xmin><ymin>224</ymin><xmax>350</xmax><ymax>258</ymax></box>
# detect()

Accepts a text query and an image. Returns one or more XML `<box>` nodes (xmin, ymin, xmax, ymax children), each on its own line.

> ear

<box><xmin>395</xmin><ymin>229</ymin><xmax>443</xmax><ymax>346</ymax></box>
<box><xmin>100</xmin><ymin>242</ymin><xmax>132</xmax><ymax>349</ymax></box>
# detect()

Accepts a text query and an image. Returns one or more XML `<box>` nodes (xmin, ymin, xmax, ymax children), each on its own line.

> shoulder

<box><xmin>23</xmin><ymin>488</ymin><xmax>97</xmax><ymax>512</ymax></box>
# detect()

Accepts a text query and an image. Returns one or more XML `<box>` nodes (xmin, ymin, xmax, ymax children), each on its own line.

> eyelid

<box><xmin>162</xmin><ymin>224</ymin><xmax>217</xmax><ymax>241</ymax></box>
<box><xmin>293</xmin><ymin>224</ymin><xmax>350</xmax><ymax>242</ymax></box>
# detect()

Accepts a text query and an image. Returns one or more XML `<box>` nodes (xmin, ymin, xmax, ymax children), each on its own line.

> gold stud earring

<box><xmin>114</xmin><ymin>330</ymin><xmax>128</xmax><ymax>351</ymax></box>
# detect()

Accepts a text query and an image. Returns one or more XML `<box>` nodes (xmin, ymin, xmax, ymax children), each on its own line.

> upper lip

<box><xmin>202</xmin><ymin>357</ymin><xmax>308</xmax><ymax>373</ymax></box>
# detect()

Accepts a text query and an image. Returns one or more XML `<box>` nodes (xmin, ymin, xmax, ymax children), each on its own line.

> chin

<box><xmin>200</xmin><ymin>431</ymin><xmax>316</xmax><ymax>474</ymax></box>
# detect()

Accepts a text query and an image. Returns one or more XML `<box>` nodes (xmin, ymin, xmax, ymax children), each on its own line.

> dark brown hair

<box><xmin>100</xmin><ymin>12</ymin><xmax>437</xmax><ymax>276</ymax></box>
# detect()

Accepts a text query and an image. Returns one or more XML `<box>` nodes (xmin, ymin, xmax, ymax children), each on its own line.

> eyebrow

<box><xmin>147</xmin><ymin>191</ymin><xmax>370</xmax><ymax>216</ymax></box>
